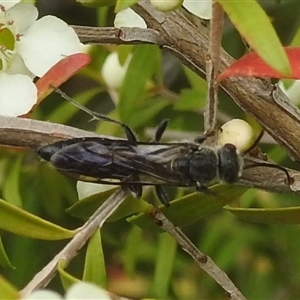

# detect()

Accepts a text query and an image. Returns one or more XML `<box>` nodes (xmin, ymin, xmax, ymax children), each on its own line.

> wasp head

<box><xmin>218</xmin><ymin>143</ymin><xmax>244</xmax><ymax>183</ymax></box>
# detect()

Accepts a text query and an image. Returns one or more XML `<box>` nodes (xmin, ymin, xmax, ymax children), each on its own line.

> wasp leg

<box><xmin>152</xmin><ymin>119</ymin><xmax>171</xmax><ymax>206</ymax></box>
<box><xmin>155</xmin><ymin>186</ymin><xmax>170</xmax><ymax>207</ymax></box>
<box><xmin>155</xmin><ymin>119</ymin><xmax>169</xmax><ymax>142</ymax></box>
<box><xmin>129</xmin><ymin>184</ymin><xmax>143</xmax><ymax>199</ymax></box>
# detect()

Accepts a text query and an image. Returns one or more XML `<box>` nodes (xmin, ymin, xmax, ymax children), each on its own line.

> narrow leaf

<box><xmin>218</xmin><ymin>0</ymin><xmax>291</xmax><ymax>76</ymax></box>
<box><xmin>0</xmin><ymin>199</ymin><xmax>75</xmax><ymax>240</ymax></box>
<box><xmin>218</xmin><ymin>47</ymin><xmax>300</xmax><ymax>81</ymax></box>
<box><xmin>115</xmin><ymin>0</ymin><xmax>138</xmax><ymax>12</ymax></box>
<box><xmin>118</xmin><ymin>45</ymin><xmax>161</xmax><ymax>123</ymax></box>
<box><xmin>36</xmin><ymin>53</ymin><xmax>91</xmax><ymax>102</ymax></box>
<box><xmin>0</xmin><ymin>275</ymin><xmax>18</xmax><ymax>300</ymax></box>
<box><xmin>3</xmin><ymin>156</ymin><xmax>23</xmax><ymax>207</ymax></box>
<box><xmin>83</xmin><ymin>229</ymin><xmax>107</xmax><ymax>286</ymax></box>
<box><xmin>124</xmin><ymin>226</ymin><xmax>142</xmax><ymax>275</ymax></box>
<box><xmin>58</xmin><ymin>260</ymin><xmax>80</xmax><ymax>291</ymax></box>
<box><xmin>0</xmin><ymin>235</ymin><xmax>14</xmax><ymax>269</ymax></box>
<box><xmin>128</xmin><ymin>185</ymin><xmax>247</xmax><ymax>231</ymax></box>
<box><xmin>66</xmin><ymin>187</ymin><xmax>148</xmax><ymax>220</ymax></box>
<box><xmin>152</xmin><ymin>234</ymin><xmax>177</xmax><ymax>298</ymax></box>
<box><xmin>226</xmin><ymin>205</ymin><xmax>300</xmax><ymax>224</ymax></box>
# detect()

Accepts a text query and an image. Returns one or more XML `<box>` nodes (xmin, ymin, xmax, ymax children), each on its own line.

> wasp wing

<box><xmin>37</xmin><ymin>138</ymin><xmax>196</xmax><ymax>187</ymax></box>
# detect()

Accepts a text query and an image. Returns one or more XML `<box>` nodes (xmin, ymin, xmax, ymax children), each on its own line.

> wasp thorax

<box><xmin>171</xmin><ymin>147</ymin><xmax>219</xmax><ymax>185</ymax></box>
<box><xmin>218</xmin><ymin>143</ymin><xmax>243</xmax><ymax>183</ymax></box>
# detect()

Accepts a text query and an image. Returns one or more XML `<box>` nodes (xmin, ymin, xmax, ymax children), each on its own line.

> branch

<box><xmin>20</xmin><ymin>188</ymin><xmax>127</xmax><ymax>295</ymax></box>
<box><xmin>0</xmin><ymin>116</ymin><xmax>299</xmax><ymax>194</ymax></box>
<box><xmin>152</xmin><ymin>209</ymin><xmax>247</xmax><ymax>300</ymax></box>
<box><xmin>72</xmin><ymin>0</ymin><xmax>300</xmax><ymax>162</ymax></box>
<box><xmin>0</xmin><ymin>115</ymin><xmax>107</xmax><ymax>149</ymax></box>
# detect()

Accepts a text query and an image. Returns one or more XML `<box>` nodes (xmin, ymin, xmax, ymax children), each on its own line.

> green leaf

<box><xmin>83</xmin><ymin>229</ymin><xmax>106</xmax><ymax>286</ymax></box>
<box><xmin>0</xmin><ymin>199</ymin><xmax>75</xmax><ymax>240</ymax></box>
<box><xmin>0</xmin><ymin>235</ymin><xmax>14</xmax><ymax>269</ymax></box>
<box><xmin>119</xmin><ymin>45</ymin><xmax>161</xmax><ymax>123</ymax></box>
<box><xmin>3</xmin><ymin>156</ymin><xmax>23</xmax><ymax>207</ymax></box>
<box><xmin>128</xmin><ymin>97</ymin><xmax>169</xmax><ymax>129</ymax></box>
<box><xmin>0</xmin><ymin>275</ymin><xmax>18</xmax><ymax>300</ymax></box>
<box><xmin>175</xmin><ymin>89</ymin><xmax>206</xmax><ymax>111</ymax></box>
<box><xmin>128</xmin><ymin>185</ymin><xmax>248</xmax><ymax>231</ymax></box>
<box><xmin>152</xmin><ymin>234</ymin><xmax>177</xmax><ymax>298</ymax></box>
<box><xmin>218</xmin><ymin>0</ymin><xmax>291</xmax><ymax>76</ymax></box>
<box><xmin>115</xmin><ymin>0</ymin><xmax>138</xmax><ymax>12</ymax></box>
<box><xmin>58</xmin><ymin>260</ymin><xmax>80</xmax><ymax>291</ymax></box>
<box><xmin>77</xmin><ymin>0</ymin><xmax>116</xmax><ymax>8</ymax></box>
<box><xmin>226</xmin><ymin>205</ymin><xmax>300</xmax><ymax>224</ymax></box>
<box><xmin>291</xmin><ymin>26</ymin><xmax>300</xmax><ymax>47</ymax></box>
<box><xmin>66</xmin><ymin>187</ymin><xmax>149</xmax><ymax>220</ymax></box>
<box><xmin>183</xmin><ymin>67</ymin><xmax>207</xmax><ymax>91</ymax></box>
<box><xmin>123</xmin><ymin>226</ymin><xmax>143</xmax><ymax>275</ymax></box>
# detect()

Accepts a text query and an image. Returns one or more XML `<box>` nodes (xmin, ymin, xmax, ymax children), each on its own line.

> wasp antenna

<box><xmin>56</xmin><ymin>88</ymin><xmax>137</xmax><ymax>142</ymax></box>
<box><xmin>56</xmin><ymin>88</ymin><xmax>117</xmax><ymax>124</ymax></box>
<box><xmin>244</xmin><ymin>130</ymin><xmax>264</xmax><ymax>154</ymax></box>
<box><xmin>244</xmin><ymin>162</ymin><xmax>292</xmax><ymax>185</ymax></box>
<box><xmin>155</xmin><ymin>119</ymin><xmax>169</xmax><ymax>142</ymax></box>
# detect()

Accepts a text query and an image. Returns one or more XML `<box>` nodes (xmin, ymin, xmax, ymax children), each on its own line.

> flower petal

<box><xmin>114</xmin><ymin>8</ymin><xmax>147</xmax><ymax>28</ymax></box>
<box><xmin>6</xmin><ymin>2</ymin><xmax>38</xmax><ymax>33</ymax></box>
<box><xmin>183</xmin><ymin>0</ymin><xmax>212</xmax><ymax>20</ymax></box>
<box><xmin>22</xmin><ymin>290</ymin><xmax>62</xmax><ymax>300</ymax></box>
<box><xmin>0</xmin><ymin>73</ymin><xmax>37</xmax><ymax>116</ymax></box>
<box><xmin>18</xmin><ymin>16</ymin><xmax>81</xmax><ymax>77</ymax></box>
<box><xmin>6</xmin><ymin>54</ymin><xmax>34</xmax><ymax>78</ymax></box>
<box><xmin>65</xmin><ymin>282</ymin><xmax>110</xmax><ymax>300</ymax></box>
<box><xmin>0</xmin><ymin>0</ymin><xmax>20</xmax><ymax>10</ymax></box>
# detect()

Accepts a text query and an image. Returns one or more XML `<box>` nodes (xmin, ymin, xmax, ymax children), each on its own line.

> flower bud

<box><xmin>218</xmin><ymin>119</ymin><xmax>256</xmax><ymax>153</ymax></box>
<box><xmin>101</xmin><ymin>52</ymin><xmax>132</xmax><ymax>90</ymax></box>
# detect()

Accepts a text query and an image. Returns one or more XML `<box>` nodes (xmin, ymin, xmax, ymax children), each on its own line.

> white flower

<box><xmin>65</xmin><ymin>282</ymin><xmax>110</xmax><ymax>299</ymax></box>
<box><xmin>22</xmin><ymin>290</ymin><xmax>62</xmax><ymax>300</ymax></box>
<box><xmin>101</xmin><ymin>52</ymin><xmax>132</xmax><ymax>90</ymax></box>
<box><xmin>23</xmin><ymin>282</ymin><xmax>111</xmax><ymax>300</ymax></box>
<box><xmin>114</xmin><ymin>8</ymin><xmax>147</xmax><ymax>29</ymax></box>
<box><xmin>183</xmin><ymin>0</ymin><xmax>212</xmax><ymax>20</ymax></box>
<box><xmin>0</xmin><ymin>1</ymin><xmax>81</xmax><ymax>116</ymax></box>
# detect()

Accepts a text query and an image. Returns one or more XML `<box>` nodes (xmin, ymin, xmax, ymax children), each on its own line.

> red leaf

<box><xmin>217</xmin><ymin>47</ymin><xmax>300</xmax><ymax>82</ymax></box>
<box><xmin>35</xmin><ymin>53</ymin><xmax>91</xmax><ymax>103</ymax></box>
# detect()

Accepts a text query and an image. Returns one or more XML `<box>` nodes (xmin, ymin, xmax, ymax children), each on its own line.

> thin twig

<box><xmin>204</xmin><ymin>1</ymin><xmax>224</xmax><ymax>136</ymax></box>
<box><xmin>152</xmin><ymin>209</ymin><xmax>247</xmax><ymax>300</ymax></box>
<box><xmin>20</xmin><ymin>188</ymin><xmax>128</xmax><ymax>296</ymax></box>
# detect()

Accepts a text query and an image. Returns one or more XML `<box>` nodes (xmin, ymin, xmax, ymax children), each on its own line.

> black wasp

<box><xmin>37</xmin><ymin>91</ymin><xmax>291</xmax><ymax>206</ymax></box>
